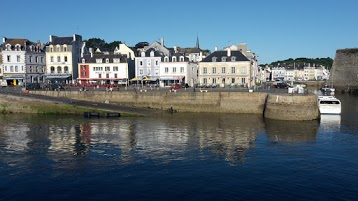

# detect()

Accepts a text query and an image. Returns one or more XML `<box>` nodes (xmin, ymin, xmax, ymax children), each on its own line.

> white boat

<box><xmin>318</xmin><ymin>95</ymin><xmax>341</xmax><ymax>114</ymax></box>
<box><xmin>321</xmin><ymin>85</ymin><xmax>335</xmax><ymax>93</ymax></box>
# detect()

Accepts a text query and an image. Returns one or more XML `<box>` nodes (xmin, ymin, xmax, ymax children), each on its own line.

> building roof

<box><xmin>82</xmin><ymin>54</ymin><xmax>127</xmax><ymax>63</ymax></box>
<box><xmin>201</xmin><ymin>50</ymin><xmax>249</xmax><ymax>62</ymax></box>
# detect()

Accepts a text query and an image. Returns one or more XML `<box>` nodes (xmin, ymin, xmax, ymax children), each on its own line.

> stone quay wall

<box><xmin>331</xmin><ymin>48</ymin><xmax>358</xmax><ymax>93</ymax></box>
<box><xmin>30</xmin><ymin>90</ymin><xmax>319</xmax><ymax>121</ymax></box>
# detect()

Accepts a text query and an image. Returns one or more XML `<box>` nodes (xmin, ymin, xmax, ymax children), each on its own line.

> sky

<box><xmin>1</xmin><ymin>0</ymin><xmax>358</xmax><ymax>64</ymax></box>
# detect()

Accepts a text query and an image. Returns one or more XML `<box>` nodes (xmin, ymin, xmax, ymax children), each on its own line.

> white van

<box><xmin>1</xmin><ymin>80</ymin><xmax>8</xmax><ymax>87</ymax></box>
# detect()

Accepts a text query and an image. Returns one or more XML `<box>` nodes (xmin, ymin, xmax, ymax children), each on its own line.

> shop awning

<box><xmin>46</xmin><ymin>75</ymin><xmax>71</xmax><ymax>79</ymax></box>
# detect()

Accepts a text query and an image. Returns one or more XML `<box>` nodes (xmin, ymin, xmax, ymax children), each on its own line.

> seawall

<box><xmin>331</xmin><ymin>48</ymin><xmax>358</xmax><ymax>94</ymax></box>
<box><xmin>30</xmin><ymin>90</ymin><xmax>319</xmax><ymax>121</ymax></box>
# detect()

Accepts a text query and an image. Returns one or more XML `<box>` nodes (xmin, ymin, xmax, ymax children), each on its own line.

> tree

<box><xmin>83</xmin><ymin>38</ymin><xmax>107</xmax><ymax>49</ymax></box>
<box><xmin>135</xmin><ymin>42</ymin><xmax>149</xmax><ymax>49</ymax></box>
<box><xmin>107</xmin><ymin>41</ymin><xmax>122</xmax><ymax>50</ymax></box>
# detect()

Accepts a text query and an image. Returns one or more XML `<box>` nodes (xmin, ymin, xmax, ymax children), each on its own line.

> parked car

<box><xmin>275</xmin><ymin>82</ymin><xmax>290</xmax><ymax>89</ymax></box>
<box><xmin>169</xmin><ymin>84</ymin><xmax>182</xmax><ymax>91</ymax></box>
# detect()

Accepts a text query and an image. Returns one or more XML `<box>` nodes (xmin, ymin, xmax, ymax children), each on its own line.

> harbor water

<box><xmin>0</xmin><ymin>93</ymin><xmax>357</xmax><ymax>201</ymax></box>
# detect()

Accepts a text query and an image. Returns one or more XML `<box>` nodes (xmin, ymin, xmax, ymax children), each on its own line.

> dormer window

<box><xmin>212</xmin><ymin>57</ymin><xmax>217</xmax><ymax>62</ymax></box>
<box><xmin>6</xmin><ymin>44</ymin><xmax>11</xmax><ymax>51</ymax></box>
<box><xmin>179</xmin><ymin>56</ymin><xmax>184</xmax><ymax>62</ymax></box>
<box><xmin>15</xmin><ymin>44</ymin><xmax>21</xmax><ymax>51</ymax></box>
<box><xmin>164</xmin><ymin>57</ymin><xmax>169</xmax><ymax>62</ymax></box>
<box><xmin>82</xmin><ymin>59</ymin><xmax>85</xmax><ymax>63</ymax></box>
<box><xmin>113</xmin><ymin>58</ymin><xmax>120</xmax><ymax>63</ymax></box>
<box><xmin>63</xmin><ymin>45</ymin><xmax>67</xmax><ymax>52</ymax></box>
<box><xmin>50</xmin><ymin>46</ymin><xmax>53</xmax><ymax>52</ymax></box>
<box><xmin>96</xmin><ymin>59</ymin><xmax>102</xmax><ymax>63</ymax></box>
<box><xmin>172</xmin><ymin>57</ymin><xmax>177</xmax><ymax>62</ymax></box>
<box><xmin>56</xmin><ymin>45</ymin><xmax>61</xmax><ymax>52</ymax></box>
<box><xmin>106</xmin><ymin>58</ymin><xmax>110</xmax><ymax>63</ymax></box>
<box><xmin>231</xmin><ymin>56</ymin><xmax>236</xmax><ymax>61</ymax></box>
<box><xmin>221</xmin><ymin>57</ymin><xmax>227</xmax><ymax>62</ymax></box>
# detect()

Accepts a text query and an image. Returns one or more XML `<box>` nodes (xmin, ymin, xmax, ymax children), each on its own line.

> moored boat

<box><xmin>318</xmin><ymin>95</ymin><xmax>341</xmax><ymax>114</ymax></box>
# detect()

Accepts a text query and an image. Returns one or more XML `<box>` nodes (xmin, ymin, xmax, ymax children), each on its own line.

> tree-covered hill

<box><xmin>263</xmin><ymin>57</ymin><xmax>334</xmax><ymax>70</ymax></box>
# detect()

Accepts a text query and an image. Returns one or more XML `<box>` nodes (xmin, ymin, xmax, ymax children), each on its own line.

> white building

<box><xmin>1</xmin><ymin>37</ymin><xmax>46</xmax><ymax>86</ymax></box>
<box><xmin>271</xmin><ymin>67</ymin><xmax>286</xmax><ymax>81</ymax></box>
<box><xmin>160</xmin><ymin>53</ymin><xmax>190</xmax><ymax>87</ymax></box>
<box><xmin>78</xmin><ymin>53</ymin><xmax>129</xmax><ymax>85</ymax></box>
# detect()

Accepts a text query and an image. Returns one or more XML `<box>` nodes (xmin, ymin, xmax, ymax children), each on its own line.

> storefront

<box><xmin>3</xmin><ymin>74</ymin><xmax>25</xmax><ymax>86</ymax></box>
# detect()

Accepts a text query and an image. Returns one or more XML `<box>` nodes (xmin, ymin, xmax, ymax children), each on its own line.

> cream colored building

<box><xmin>114</xmin><ymin>43</ymin><xmax>136</xmax><ymax>60</ymax></box>
<box><xmin>45</xmin><ymin>34</ymin><xmax>83</xmax><ymax>83</ymax></box>
<box><xmin>198</xmin><ymin>49</ymin><xmax>251</xmax><ymax>88</ymax></box>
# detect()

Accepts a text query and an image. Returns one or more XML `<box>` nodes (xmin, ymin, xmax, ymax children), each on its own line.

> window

<box><xmin>4</xmin><ymin>66</ymin><xmax>7</xmax><ymax>71</ymax></box>
<box><xmin>105</xmin><ymin>67</ymin><xmax>110</xmax><ymax>71</ymax></box>
<box><xmin>64</xmin><ymin>47</ymin><xmax>67</xmax><ymax>52</ymax></box>
<box><xmin>172</xmin><ymin>57</ymin><xmax>177</xmax><ymax>62</ymax></box>
<box><xmin>147</xmin><ymin>60</ymin><xmax>151</xmax><ymax>66</ymax></box>
<box><xmin>113</xmin><ymin>66</ymin><xmax>118</xmax><ymax>71</ymax></box>
<box><xmin>114</xmin><ymin>74</ymin><xmax>117</xmax><ymax>78</ymax></box>
<box><xmin>222</xmin><ymin>67</ymin><xmax>226</xmax><ymax>73</ymax></box>
<box><xmin>139</xmin><ymin>60</ymin><xmax>143</xmax><ymax>66</ymax></box>
<box><xmin>10</xmin><ymin>66</ymin><xmax>14</xmax><ymax>72</ymax></box>
<box><xmin>106</xmin><ymin>74</ymin><xmax>109</xmax><ymax>78</ymax></box>
<box><xmin>212</xmin><ymin>57</ymin><xmax>217</xmax><ymax>62</ymax></box>
<box><xmin>165</xmin><ymin>67</ymin><xmax>169</xmax><ymax>73</ymax></box>
<box><xmin>81</xmin><ymin>72</ymin><xmax>86</xmax><ymax>76</ymax></box>
<box><xmin>180</xmin><ymin>56</ymin><xmax>184</xmax><ymax>62</ymax></box>
<box><xmin>139</xmin><ymin>69</ymin><xmax>143</xmax><ymax>75</ymax></box>
<box><xmin>241</xmin><ymin>78</ymin><xmax>246</xmax><ymax>84</ymax></box>
<box><xmin>35</xmin><ymin>56</ymin><xmax>38</xmax><ymax>63</ymax></box>
<box><xmin>82</xmin><ymin>58</ymin><xmax>85</xmax><ymax>63</ymax></box>
<box><xmin>173</xmin><ymin>67</ymin><xmax>176</xmax><ymax>73</ymax></box>
<box><xmin>57</xmin><ymin>56</ymin><xmax>61</xmax><ymax>62</ymax></box>
<box><xmin>57</xmin><ymin>46</ymin><xmax>60</xmax><ymax>52</ymax></box>
<box><xmin>231</xmin><ymin>67</ymin><xmax>236</xmax><ymax>74</ymax></box>
<box><xmin>96</xmin><ymin>59</ymin><xmax>102</xmax><ymax>63</ymax></box>
<box><xmin>231</xmin><ymin>78</ymin><xmax>235</xmax><ymax>83</ymax></box>
<box><xmin>231</xmin><ymin>56</ymin><xmax>236</xmax><ymax>61</ymax></box>
<box><xmin>106</xmin><ymin>58</ymin><xmax>109</xmax><ymax>63</ymax></box>
<box><xmin>17</xmin><ymin>55</ymin><xmax>20</xmax><ymax>62</ymax></box>
<box><xmin>15</xmin><ymin>66</ymin><xmax>18</xmax><ymax>72</ymax></box>
<box><xmin>81</xmin><ymin>65</ymin><xmax>86</xmax><ymax>70</ymax></box>
<box><xmin>50</xmin><ymin>56</ymin><xmax>54</xmax><ymax>62</ymax></box>
<box><xmin>213</xmin><ymin>78</ymin><xmax>216</xmax><ymax>84</ymax></box>
<box><xmin>64</xmin><ymin>56</ymin><xmax>68</xmax><ymax>62</ymax></box>
<box><xmin>203</xmin><ymin>78</ymin><xmax>207</xmax><ymax>84</ymax></box>
<box><xmin>155</xmin><ymin>60</ymin><xmax>159</xmax><ymax>66</ymax></box>
<box><xmin>50</xmin><ymin>47</ymin><xmax>53</xmax><ymax>52</ymax></box>
<box><xmin>7</xmin><ymin>55</ymin><xmax>10</xmax><ymax>62</ymax></box>
<box><xmin>164</xmin><ymin>57</ymin><xmax>169</xmax><ymax>62</ymax></box>
<box><xmin>222</xmin><ymin>57</ymin><xmax>227</xmax><ymax>62</ymax></box>
<box><xmin>29</xmin><ymin>56</ymin><xmax>32</xmax><ymax>62</ymax></box>
<box><xmin>203</xmin><ymin>67</ymin><xmax>207</xmax><ymax>74</ymax></box>
<box><xmin>212</xmin><ymin>67</ymin><xmax>216</xmax><ymax>74</ymax></box>
<box><xmin>241</xmin><ymin>67</ymin><xmax>247</xmax><ymax>74</ymax></box>
<box><xmin>57</xmin><ymin>66</ymin><xmax>62</xmax><ymax>73</ymax></box>
<box><xmin>64</xmin><ymin>66</ymin><xmax>69</xmax><ymax>73</ymax></box>
<box><xmin>41</xmin><ymin>57</ymin><xmax>44</xmax><ymax>63</ymax></box>
<box><xmin>50</xmin><ymin>66</ymin><xmax>55</xmax><ymax>73</ymax></box>
<box><xmin>180</xmin><ymin>67</ymin><xmax>184</xmax><ymax>73</ymax></box>
<box><xmin>99</xmin><ymin>74</ymin><xmax>102</xmax><ymax>78</ymax></box>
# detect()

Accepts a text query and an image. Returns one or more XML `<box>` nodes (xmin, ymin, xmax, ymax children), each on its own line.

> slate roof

<box><xmin>201</xmin><ymin>50</ymin><xmax>249</xmax><ymax>62</ymax></box>
<box><xmin>144</xmin><ymin>48</ymin><xmax>165</xmax><ymax>57</ymax></box>
<box><xmin>48</xmin><ymin>36</ymin><xmax>74</xmax><ymax>45</ymax></box>
<box><xmin>1</xmin><ymin>38</ymin><xmax>44</xmax><ymax>52</ymax></box>
<box><xmin>82</xmin><ymin>54</ymin><xmax>127</xmax><ymax>63</ymax></box>
<box><xmin>161</xmin><ymin>53</ymin><xmax>189</xmax><ymax>62</ymax></box>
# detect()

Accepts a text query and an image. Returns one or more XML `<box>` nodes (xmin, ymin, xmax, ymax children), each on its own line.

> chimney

<box><xmin>174</xmin><ymin>46</ymin><xmax>177</xmax><ymax>53</ymax></box>
<box><xmin>3</xmin><ymin>37</ymin><xmax>6</xmax><ymax>43</ymax></box>
<box><xmin>49</xmin><ymin>35</ymin><xmax>52</xmax><ymax>42</ymax></box>
<box><xmin>161</xmin><ymin>37</ymin><xmax>164</xmax><ymax>46</ymax></box>
<box><xmin>227</xmin><ymin>48</ymin><xmax>231</xmax><ymax>57</ymax></box>
<box><xmin>214</xmin><ymin>46</ymin><xmax>218</xmax><ymax>51</ymax></box>
<box><xmin>89</xmin><ymin>48</ymin><xmax>93</xmax><ymax>57</ymax></box>
<box><xmin>73</xmin><ymin>34</ymin><xmax>76</xmax><ymax>41</ymax></box>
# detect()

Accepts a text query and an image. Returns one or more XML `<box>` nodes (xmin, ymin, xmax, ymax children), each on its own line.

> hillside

<box><xmin>263</xmin><ymin>57</ymin><xmax>334</xmax><ymax>70</ymax></box>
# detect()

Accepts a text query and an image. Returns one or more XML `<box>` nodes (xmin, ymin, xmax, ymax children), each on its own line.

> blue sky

<box><xmin>2</xmin><ymin>0</ymin><xmax>358</xmax><ymax>64</ymax></box>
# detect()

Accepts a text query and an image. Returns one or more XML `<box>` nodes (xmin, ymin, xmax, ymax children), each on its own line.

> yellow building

<box><xmin>45</xmin><ymin>34</ymin><xmax>83</xmax><ymax>83</ymax></box>
<box><xmin>198</xmin><ymin>49</ymin><xmax>251</xmax><ymax>88</ymax></box>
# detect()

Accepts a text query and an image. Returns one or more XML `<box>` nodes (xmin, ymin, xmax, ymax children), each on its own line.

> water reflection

<box><xmin>0</xmin><ymin>113</ymin><xmax>266</xmax><ymax>168</ymax></box>
<box><xmin>265</xmin><ymin>119</ymin><xmax>319</xmax><ymax>142</ymax></box>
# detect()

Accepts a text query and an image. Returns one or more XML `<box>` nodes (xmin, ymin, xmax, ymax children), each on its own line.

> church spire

<box><xmin>195</xmin><ymin>35</ymin><xmax>200</xmax><ymax>49</ymax></box>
